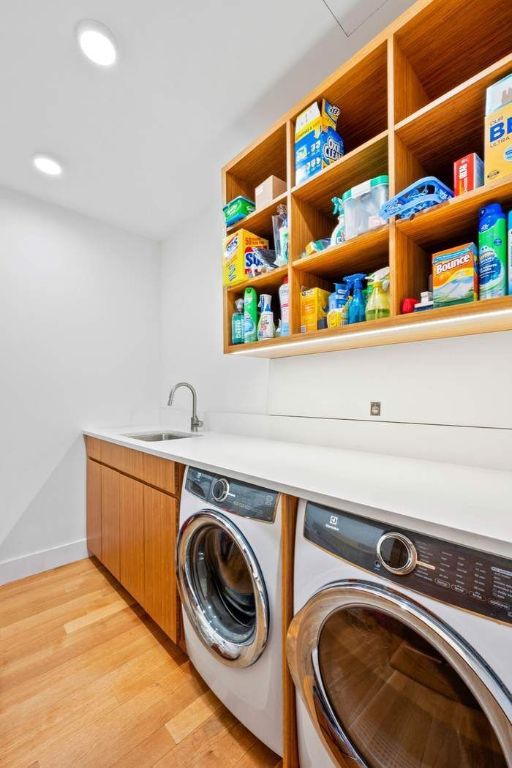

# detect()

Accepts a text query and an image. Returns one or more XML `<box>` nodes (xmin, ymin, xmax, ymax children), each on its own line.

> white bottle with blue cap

<box><xmin>257</xmin><ymin>294</ymin><xmax>275</xmax><ymax>340</ymax></box>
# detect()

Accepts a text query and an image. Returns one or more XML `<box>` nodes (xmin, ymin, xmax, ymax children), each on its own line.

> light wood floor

<box><xmin>0</xmin><ymin>558</ymin><xmax>281</xmax><ymax>768</ymax></box>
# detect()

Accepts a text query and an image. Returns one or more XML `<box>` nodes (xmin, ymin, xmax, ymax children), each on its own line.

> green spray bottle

<box><xmin>243</xmin><ymin>287</ymin><xmax>258</xmax><ymax>343</ymax></box>
<box><xmin>479</xmin><ymin>203</ymin><xmax>507</xmax><ymax>299</ymax></box>
<box><xmin>231</xmin><ymin>298</ymin><xmax>244</xmax><ymax>344</ymax></box>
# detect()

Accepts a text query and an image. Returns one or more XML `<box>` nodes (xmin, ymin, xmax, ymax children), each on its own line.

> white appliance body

<box><xmin>290</xmin><ymin>499</ymin><xmax>512</xmax><ymax>768</ymax></box>
<box><xmin>177</xmin><ymin>467</ymin><xmax>283</xmax><ymax>756</ymax></box>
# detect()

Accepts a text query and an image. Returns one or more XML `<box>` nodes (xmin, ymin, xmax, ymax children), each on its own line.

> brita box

<box><xmin>295</xmin><ymin>99</ymin><xmax>344</xmax><ymax>185</ymax></box>
<box><xmin>485</xmin><ymin>72</ymin><xmax>512</xmax><ymax>182</ymax></box>
<box><xmin>432</xmin><ymin>243</ymin><xmax>478</xmax><ymax>308</ymax></box>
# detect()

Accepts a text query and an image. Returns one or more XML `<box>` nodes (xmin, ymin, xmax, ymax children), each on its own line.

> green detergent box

<box><xmin>295</xmin><ymin>99</ymin><xmax>344</xmax><ymax>185</ymax></box>
<box><xmin>223</xmin><ymin>196</ymin><xmax>255</xmax><ymax>227</ymax></box>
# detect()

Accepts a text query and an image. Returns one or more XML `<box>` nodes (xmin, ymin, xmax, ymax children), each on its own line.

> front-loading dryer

<box><xmin>288</xmin><ymin>499</ymin><xmax>512</xmax><ymax>768</ymax></box>
<box><xmin>177</xmin><ymin>466</ymin><xmax>283</xmax><ymax>756</ymax></box>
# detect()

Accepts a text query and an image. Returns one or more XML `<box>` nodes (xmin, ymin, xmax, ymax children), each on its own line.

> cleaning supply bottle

<box><xmin>257</xmin><ymin>294</ymin><xmax>275</xmax><ymax>340</ymax></box>
<box><xmin>273</xmin><ymin>205</ymin><xmax>289</xmax><ymax>266</ymax></box>
<box><xmin>279</xmin><ymin>277</ymin><xmax>290</xmax><ymax>336</ymax></box>
<box><xmin>347</xmin><ymin>274</ymin><xmax>367</xmax><ymax>324</ymax></box>
<box><xmin>479</xmin><ymin>203</ymin><xmax>507</xmax><ymax>299</ymax></box>
<box><xmin>330</xmin><ymin>197</ymin><xmax>345</xmax><ymax>246</ymax></box>
<box><xmin>231</xmin><ymin>298</ymin><xmax>244</xmax><ymax>344</ymax></box>
<box><xmin>365</xmin><ymin>279</ymin><xmax>390</xmax><ymax>321</ymax></box>
<box><xmin>327</xmin><ymin>281</ymin><xmax>349</xmax><ymax>328</ymax></box>
<box><xmin>243</xmin><ymin>287</ymin><xmax>258</xmax><ymax>343</ymax></box>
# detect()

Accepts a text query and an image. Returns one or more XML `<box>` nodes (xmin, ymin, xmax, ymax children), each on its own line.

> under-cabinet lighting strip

<box><xmin>229</xmin><ymin>308</ymin><xmax>512</xmax><ymax>355</ymax></box>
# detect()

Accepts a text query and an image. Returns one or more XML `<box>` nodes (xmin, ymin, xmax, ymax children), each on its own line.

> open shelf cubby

<box><xmin>221</xmin><ymin>0</ymin><xmax>512</xmax><ymax>357</ymax></box>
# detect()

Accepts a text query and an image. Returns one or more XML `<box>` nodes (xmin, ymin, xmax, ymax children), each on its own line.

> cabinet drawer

<box><xmin>88</xmin><ymin>439</ymin><xmax>178</xmax><ymax>495</ymax></box>
<box><xmin>85</xmin><ymin>436</ymin><xmax>102</xmax><ymax>461</ymax></box>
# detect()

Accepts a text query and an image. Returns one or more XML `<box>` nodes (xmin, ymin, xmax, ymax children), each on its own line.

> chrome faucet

<box><xmin>167</xmin><ymin>382</ymin><xmax>203</xmax><ymax>433</ymax></box>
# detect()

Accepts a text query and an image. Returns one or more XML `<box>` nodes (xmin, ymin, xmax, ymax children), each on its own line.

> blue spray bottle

<box><xmin>347</xmin><ymin>273</ymin><xmax>367</xmax><ymax>324</ymax></box>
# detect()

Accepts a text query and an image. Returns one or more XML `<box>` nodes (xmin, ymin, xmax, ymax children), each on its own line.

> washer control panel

<box><xmin>304</xmin><ymin>502</ymin><xmax>512</xmax><ymax>624</ymax></box>
<box><xmin>185</xmin><ymin>467</ymin><xmax>278</xmax><ymax>522</ymax></box>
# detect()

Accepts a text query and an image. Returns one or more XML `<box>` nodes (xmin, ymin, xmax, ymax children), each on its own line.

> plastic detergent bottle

<box><xmin>279</xmin><ymin>277</ymin><xmax>290</xmax><ymax>336</ymax></box>
<box><xmin>365</xmin><ymin>279</ymin><xmax>390</xmax><ymax>321</ymax></box>
<box><xmin>327</xmin><ymin>281</ymin><xmax>349</xmax><ymax>328</ymax></box>
<box><xmin>257</xmin><ymin>294</ymin><xmax>275</xmax><ymax>340</ymax></box>
<box><xmin>243</xmin><ymin>287</ymin><xmax>258</xmax><ymax>343</ymax></box>
<box><xmin>347</xmin><ymin>274</ymin><xmax>367</xmax><ymax>324</ymax></box>
<box><xmin>330</xmin><ymin>197</ymin><xmax>345</xmax><ymax>246</ymax></box>
<box><xmin>273</xmin><ymin>205</ymin><xmax>289</xmax><ymax>266</ymax></box>
<box><xmin>479</xmin><ymin>203</ymin><xmax>507</xmax><ymax>299</ymax></box>
<box><xmin>231</xmin><ymin>298</ymin><xmax>244</xmax><ymax>344</ymax></box>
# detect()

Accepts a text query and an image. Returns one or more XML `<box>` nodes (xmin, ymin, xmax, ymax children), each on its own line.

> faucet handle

<box><xmin>191</xmin><ymin>416</ymin><xmax>203</xmax><ymax>433</ymax></box>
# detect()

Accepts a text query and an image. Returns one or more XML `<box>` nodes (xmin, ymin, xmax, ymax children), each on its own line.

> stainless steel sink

<box><xmin>124</xmin><ymin>431</ymin><xmax>198</xmax><ymax>442</ymax></box>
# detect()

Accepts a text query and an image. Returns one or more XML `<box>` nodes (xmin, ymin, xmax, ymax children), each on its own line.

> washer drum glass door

<box><xmin>287</xmin><ymin>581</ymin><xmax>512</xmax><ymax>768</ymax></box>
<box><xmin>177</xmin><ymin>510</ymin><xmax>269</xmax><ymax>668</ymax></box>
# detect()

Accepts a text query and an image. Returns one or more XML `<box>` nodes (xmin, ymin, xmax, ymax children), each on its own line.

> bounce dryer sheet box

<box><xmin>222</xmin><ymin>229</ymin><xmax>268</xmax><ymax>287</ymax></box>
<box><xmin>295</xmin><ymin>99</ymin><xmax>344</xmax><ymax>186</ymax></box>
<box><xmin>485</xmin><ymin>72</ymin><xmax>512</xmax><ymax>182</ymax></box>
<box><xmin>432</xmin><ymin>243</ymin><xmax>478</xmax><ymax>308</ymax></box>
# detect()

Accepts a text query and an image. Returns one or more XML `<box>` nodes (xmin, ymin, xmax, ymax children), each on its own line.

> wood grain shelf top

<box><xmin>293</xmin><ymin>226</ymin><xmax>389</xmax><ymax>279</ymax></box>
<box><xmin>225</xmin><ymin>265</ymin><xmax>288</xmax><ymax>295</ymax></box>
<box><xmin>396</xmin><ymin>177</ymin><xmax>512</xmax><ymax>248</ymax></box>
<box><xmin>229</xmin><ymin>296</ymin><xmax>512</xmax><ymax>358</ymax></box>
<box><xmin>226</xmin><ymin>192</ymin><xmax>288</xmax><ymax>238</ymax></box>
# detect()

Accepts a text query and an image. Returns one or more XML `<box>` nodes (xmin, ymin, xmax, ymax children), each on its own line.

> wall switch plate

<box><xmin>370</xmin><ymin>401</ymin><xmax>381</xmax><ymax>416</ymax></box>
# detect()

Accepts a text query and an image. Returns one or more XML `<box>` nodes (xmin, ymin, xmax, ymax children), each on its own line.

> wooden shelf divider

<box><xmin>221</xmin><ymin>0</ymin><xmax>512</xmax><ymax>359</ymax></box>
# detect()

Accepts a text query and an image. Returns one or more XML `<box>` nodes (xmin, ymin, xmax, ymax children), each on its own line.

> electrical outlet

<box><xmin>370</xmin><ymin>401</ymin><xmax>381</xmax><ymax>417</ymax></box>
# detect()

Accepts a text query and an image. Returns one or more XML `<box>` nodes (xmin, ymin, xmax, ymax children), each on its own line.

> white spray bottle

<box><xmin>257</xmin><ymin>294</ymin><xmax>275</xmax><ymax>340</ymax></box>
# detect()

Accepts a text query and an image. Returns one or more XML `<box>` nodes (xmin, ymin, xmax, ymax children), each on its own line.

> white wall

<box><xmin>160</xmin><ymin>204</ymin><xmax>269</xmax><ymax>417</ymax></box>
<box><xmin>0</xmin><ymin>187</ymin><xmax>161</xmax><ymax>582</ymax></box>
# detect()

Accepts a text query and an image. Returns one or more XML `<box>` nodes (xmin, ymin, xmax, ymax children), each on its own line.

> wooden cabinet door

<box><xmin>101</xmin><ymin>465</ymin><xmax>120</xmax><ymax>579</ymax></box>
<box><xmin>119</xmin><ymin>474</ymin><xmax>145</xmax><ymax>605</ymax></box>
<box><xmin>143</xmin><ymin>486</ymin><xmax>178</xmax><ymax>642</ymax></box>
<box><xmin>86</xmin><ymin>459</ymin><xmax>102</xmax><ymax>559</ymax></box>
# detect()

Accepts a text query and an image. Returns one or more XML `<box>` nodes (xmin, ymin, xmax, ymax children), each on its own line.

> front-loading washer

<box><xmin>177</xmin><ymin>466</ymin><xmax>283</xmax><ymax>756</ymax></box>
<box><xmin>288</xmin><ymin>499</ymin><xmax>512</xmax><ymax>768</ymax></box>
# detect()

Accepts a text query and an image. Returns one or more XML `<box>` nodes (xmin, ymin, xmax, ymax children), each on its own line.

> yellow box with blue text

<box><xmin>485</xmin><ymin>73</ymin><xmax>512</xmax><ymax>182</ymax></box>
<box><xmin>222</xmin><ymin>230</ymin><xmax>268</xmax><ymax>287</ymax></box>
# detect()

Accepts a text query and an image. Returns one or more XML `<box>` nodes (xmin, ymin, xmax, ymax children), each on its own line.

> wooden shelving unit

<box><xmin>221</xmin><ymin>0</ymin><xmax>512</xmax><ymax>358</ymax></box>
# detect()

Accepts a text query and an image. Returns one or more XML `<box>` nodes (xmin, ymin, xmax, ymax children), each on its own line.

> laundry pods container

<box><xmin>343</xmin><ymin>175</ymin><xmax>389</xmax><ymax>239</ymax></box>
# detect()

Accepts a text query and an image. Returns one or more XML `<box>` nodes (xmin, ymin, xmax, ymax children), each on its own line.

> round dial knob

<box><xmin>376</xmin><ymin>532</ymin><xmax>417</xmax><ymax>576</ymax></box>
<box><xmin>212</xmin><ymin>478</ymin><xmax>230</xmax><ymax>503</ymax></box>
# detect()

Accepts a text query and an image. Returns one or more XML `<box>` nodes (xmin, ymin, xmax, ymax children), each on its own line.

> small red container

<box><xmin>453</xmin><ymin>153</ymin><xmax>484</xmax><ymax>196</ymax></box>
<box><xmin>401</xmin><ymin>297</ymin><xmax>417</xmax><ymax>314</ymax></box>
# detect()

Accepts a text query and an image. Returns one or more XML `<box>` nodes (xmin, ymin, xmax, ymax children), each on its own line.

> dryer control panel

<box><xmin>304</xmin><ymin>502</ymin><xmax>512</xmax><ymax>624</ymax></box>
<box><xmin>185</xmin><ymin>467</ymin><xmax>278</xmax><ymax>522</ymax></box>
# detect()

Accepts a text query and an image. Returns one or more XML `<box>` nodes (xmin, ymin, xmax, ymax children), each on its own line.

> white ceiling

<box><xmin>0</xmin><ymin>0</ymin><xmax>415</xmax><ymax>239</ymax></box>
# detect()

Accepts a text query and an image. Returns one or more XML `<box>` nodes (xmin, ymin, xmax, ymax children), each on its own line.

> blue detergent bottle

<box><xmin>347</xmin><ymin>274</ymin><xmax>367</xmax><ymax>324</ymax></box>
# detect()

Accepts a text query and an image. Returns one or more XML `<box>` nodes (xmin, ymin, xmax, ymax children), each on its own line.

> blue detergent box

<box><xmin>295</xmin><ymin>99</ymin><xmax>344</xmax><ymax>186</ymax></box>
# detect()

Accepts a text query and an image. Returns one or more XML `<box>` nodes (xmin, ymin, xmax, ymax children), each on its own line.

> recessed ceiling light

<box><xmin>76</xmin><ymin>20</ymin><xmax>117</xmax><ymax>67</ymax></box>
<box><xmin>33</xmin><ymin>154</ymin><xmax>64</xmax><ymax>177</ymax></box>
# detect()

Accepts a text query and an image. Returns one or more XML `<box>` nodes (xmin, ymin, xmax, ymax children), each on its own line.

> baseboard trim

<box><xmin>0</xmin><ymin>538</ymin><xmax>89</xmax><ymax>586</ymax></box>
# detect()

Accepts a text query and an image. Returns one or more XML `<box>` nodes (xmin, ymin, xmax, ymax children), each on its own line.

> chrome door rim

<box><xmin>177</xmin><ymin>510</ymin><xmax>269</xmax><ymax>667</ymax></box>
<box><xmin>287</xmin><ymin>580</ymin><xmax>512</xmax><ymax>767</ymax></box>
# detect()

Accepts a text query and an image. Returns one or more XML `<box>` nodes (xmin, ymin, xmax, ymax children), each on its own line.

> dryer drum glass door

<box><xmin>287</xmin><ymin>581</ymin><xmax>512</xmax><ymax>768</ymax></box>
<box><xmin>177</xmin><ymin>511</ymin><xmax>269</xmax><ymax>668</ymax></box>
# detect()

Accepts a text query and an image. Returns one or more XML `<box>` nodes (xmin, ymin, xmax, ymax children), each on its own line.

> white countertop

<box><xmin>83</xmin><ymin>426</ymin><xmax>512</xmax><ymax>556</ymax></box>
